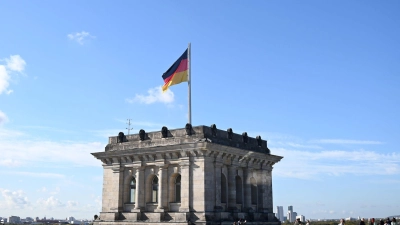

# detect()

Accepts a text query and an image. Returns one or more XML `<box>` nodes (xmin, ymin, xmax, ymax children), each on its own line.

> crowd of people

<box><xmin>232</xmin><ymin>217</ymin><xmax>397</xmax><ymax>225</ymax></box>
<box><xmin>337</xmin><ymin>217</ymin><xmax>397</xmax><ymax>225</ymax></box>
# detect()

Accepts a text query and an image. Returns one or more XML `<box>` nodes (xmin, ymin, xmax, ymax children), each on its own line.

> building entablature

<box><xmin>92</xmin><ymin>141</ymin><xmax>282</xmax><ymax>171</ymax></box>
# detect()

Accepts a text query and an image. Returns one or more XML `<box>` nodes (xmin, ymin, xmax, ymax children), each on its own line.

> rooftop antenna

<box><xmin>126</xmin><ymin>119</ymin><xmax>133</xmax><ymax>135</ymax></box>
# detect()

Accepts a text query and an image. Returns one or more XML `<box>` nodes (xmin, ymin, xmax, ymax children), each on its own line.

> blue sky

<box><xmin>0</xmin><ymin>0</ymin><xmax>399</xmax><ymax>220</ymax></box>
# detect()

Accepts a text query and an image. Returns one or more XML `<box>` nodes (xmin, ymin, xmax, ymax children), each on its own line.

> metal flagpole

<box><xmin>188</xmin><ymin>42</ymin><xmax>192</xmax><ymax>124</ymax></box>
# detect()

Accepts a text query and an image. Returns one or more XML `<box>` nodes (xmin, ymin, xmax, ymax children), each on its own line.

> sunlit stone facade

<box><xmin>91</xmin><ymin>125</ymin><xmax>282</xmax><ymax>225</ymax></box>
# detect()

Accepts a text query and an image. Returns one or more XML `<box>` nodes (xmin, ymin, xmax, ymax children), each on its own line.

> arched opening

<box><xmin>221</xmin><ymin>173</ymin><xmax>227</xmax><ymax>203</ymax></box>
<box><xmin>250</xmin><ymin>177</ymin><xmax>257</xmax><ymax>205</ymax></box>
<box><xmin>235</xmin><ymin>176</ymin><xmax>242</xmax><ymax>204</ymax></box>
<box><xmin>130</xmin><ymin>177</ymin><xmax>136</xmax><ymax>203</ymax></box>
<box><xmin>152</xmin><ymin>176</ymin><xmax>158</xmax><ymax>203</ymax></box>
<box><xmin>175</xmin><ymin>175</ymin><xmax>181</xmax><ymax>202</ymax></box>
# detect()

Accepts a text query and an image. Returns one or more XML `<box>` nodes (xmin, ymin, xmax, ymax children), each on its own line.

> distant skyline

<box><xmin>1</xmin><ymin>0</ymin><xmax>399</xmax><ymax>219</ymax></box>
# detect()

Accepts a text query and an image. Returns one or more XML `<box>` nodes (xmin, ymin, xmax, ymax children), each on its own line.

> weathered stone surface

<box><xmin>92</xmin><ymin>125</ymin><xmax>283</xmax><ymax>225</ymax></box>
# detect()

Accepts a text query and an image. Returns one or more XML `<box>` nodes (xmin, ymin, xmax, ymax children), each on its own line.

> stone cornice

<box><xmin>92</xmin><ymin>142</ymin><xmax>282</xmax><ymax>169</ymax></box>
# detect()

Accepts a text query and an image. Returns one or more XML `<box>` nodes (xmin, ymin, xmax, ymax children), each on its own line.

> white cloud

<box><xmin>0</xmin><ymin>189</ymin><xmax>30</xmax><ymax>209</ymax></box>
<box><xmin>67</xmin><ymin>200</ymin><xmax>78</xmax><ymax>208</ymax></box>
<box><xmin>5</xmin><ymin>55</ymin><xmax>26</xmax><ymax>72</ymax></box>
<box><xmin>50</xmin><ymin>186</ymin><xmax>61</xmax><ymax>195</ymax></box>
<box><xmin>0</xmin><ymin>159</ymin><xmax>22</xmax><ymax>167</ymax></box>
<box><xmin>67</xmin><ymin>31</ymin><xmax>95</xmax><ymax>45</ymax></box>
<box><xmin>0</xmin><ymin>65</ymin><xmax>10</xmax><ymax>94</ymax></box>
<box><xmin>37</xmin><ymin>187</ymin><xmax>47</xmax><ymax>192</ymax></box>
<box><xmin>126</xmin><ymin>86</ymin><xmax>174</xmax><ymax>105</ymax></box>
<box><xmin>1</xmin><ymin>171</ymin><xmax>65</xmax><ymax>179</ymax></box>
<box><xmin>0</xmin><ymin>129</ymin><xmax>104</xmax><ymax>168</ymax></box>
<box><xmin>311</xmin><ymin>139</ymin><xmax>383</xmax><ymax>145</ymax></box>
<box><xmin>0</xmin><ymin>55</ymin><xmax>26</xmax><ymax>94</ymax></box>
<box><xmin>0</xmin><ymin>110</ymin><xmax>8</xmax><ymax>125</ymax></box>
<box><xmin>272</xmin><ymin>147</ymin><xmax>400</xmax><ymax>179</ymax></box>
<box><xmin>37</xmin><ymin>196</ymin><xmax>65</xmax><ymax>209</ymax></box>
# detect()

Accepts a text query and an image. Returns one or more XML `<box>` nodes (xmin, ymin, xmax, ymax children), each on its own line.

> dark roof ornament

<box><xmin>185</xmin><ymin>123</ymin><xmax>192</xmax><ymax>135</ymax></box>
<box><xmin>210</xmin><ymin>124</ymin><xmax>217</xmax><ymax>137</ymax></box>
<box><xmin>227</xmin><ymin>128</ymin><xmax>233</xmax><ymax>140</ymax></box>
<box><xmin>242</xmin><ymin>132</ymin><xmax>248</xmax><ymax>144</ymax></box>
<box><xmin>139</xmin><ymin>129</ymin><xmax>146</xmax><ymax>141</ymax></box>
<box><xmin>256</xmin><ymin>135</ymin><xmax>262</xmax><ymax>147</ymax></box>
<box><xmin>161</xmin><ymin>126</ymin><xmax>168</xmax><ymax>138</ymax></box>
<box><xmin>118</xmin><ymin>132</ymin><xmax>125</xmax><ymax>143</ymax></box>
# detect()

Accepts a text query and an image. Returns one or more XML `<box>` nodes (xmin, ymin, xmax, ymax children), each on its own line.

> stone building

<box><xmin>91</xmin><ymin>124</ymin><xmax>283</xmax><ymax>225</ymax></box>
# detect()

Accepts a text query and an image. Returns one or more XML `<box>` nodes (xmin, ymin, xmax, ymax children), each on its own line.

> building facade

<box><xmin>92</xmin><ymin>125</ymin><xmax>282</xmax><ymax>225</ymax></box>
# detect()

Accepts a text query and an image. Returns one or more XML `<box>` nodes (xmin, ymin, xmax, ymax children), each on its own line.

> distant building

<box><xmin>276</xmin><ymin>206</ymin><xmax>284</xmax><ymax>222</ymax></box>
<box><xmin>296</xmin><ymin>215</ymin><xmax>305</xmax><ymax>222</ymax></box>
<box><xmin>287</xmin><ymin>206</ymin><xmax>298</xmax><ymax>222</ymax></box>
<box><xmin>293</xmin><ymin>212</ymin><xmax>298</xmax><ymax>222</ymax></box>
<box><xmin>8</xmin><ymin>216</ymin><xmax>21</xmax><ymax>224</ymax></box>
<box><xmin>68</xmin><ymin>217</ymin><xmax>76</xmax><ymax>223</ymax></box>
<box><xmin>345</xmin><ymin>217</ymin><xmax>356</xmax><ymax>221</ymax></box>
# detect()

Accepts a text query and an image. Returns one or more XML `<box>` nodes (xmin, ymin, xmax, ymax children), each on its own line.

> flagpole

<box><xmin>188</xmin><ymin>42</ymin><xmax>192</xmax><ymax>125</ymax></box>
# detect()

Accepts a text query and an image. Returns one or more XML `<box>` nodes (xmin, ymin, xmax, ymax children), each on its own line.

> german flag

<box><xmin>162</xmin><ymin>49</ymin><xmax>188</xmax><ymax>92</ymax></box>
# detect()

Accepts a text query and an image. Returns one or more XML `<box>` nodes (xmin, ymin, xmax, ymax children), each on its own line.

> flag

<box><xmin>162</xmin><ymin>49</ymin><xmax>188</xmax><ymax>92</ymax></box>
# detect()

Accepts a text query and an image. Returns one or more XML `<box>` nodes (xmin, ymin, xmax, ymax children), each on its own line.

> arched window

<box><xmin>130</xmin><ymin>177</ymin><xmax>136</xmax><ymax>203</ymax></box>
<box><xmin>250</xmin><ymin>177</ymin><xmax>257</xmax><ymax>205</ymax></box>
<box><xmin>221</xmin><ymin>174</ymin><xmax>227</xmax><ymax>203</ymax></box>
<box><xmin>152</xmin><ymin>176</ymin><xmax>158</xmax><ymax>203</ymax></box>
<box><xmin>235</xmin><ymin>176</ymin><xmax>242</xmax><ymax>204</ymax></box>
<box><xmin>175</xmin><ymin>175</ymin><xmax>181</xmax><ymax>202</ymax></box>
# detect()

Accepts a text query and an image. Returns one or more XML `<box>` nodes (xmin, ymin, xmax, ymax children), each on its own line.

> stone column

<box><xmin>99</xmin><ymin>158</ymin><xmax>123</xmax><ymax>221</ymax></box>
<box><xmin>257</xmin><ymin>168</ymin><xmax>267</xmax><ymax>212</ymax></box>
<box><xmin>227</xmin><ymin>165</ymin><xmax>237</xmax><ymax>211</ymax></box>
<box><xmin>243</xmin><ymin>168</ymin><xmax>252</xmax><ymax>212</ymax></box>
<box><xmin>156</xmin><ymin>166</ymin><xmax>165</xmax><ymax>211</ymax></box>
<box><xmin>265</xmin><ymin>167</ymin><xmax>274</xmax><ymax>220</ymax></box>
<box><xmin>237</xmin><ymin>167</ymin><xmax>244</xmax><ymax>211</ymax></box>
<box><xmin>179</xmin><ymin>157</ymin><xmax>190</xmax><ymax>212</ymax></box>
<box><xmin>134</xmin><ymin>167</ymin><xmax>141</xmax><ymax>210</ymax></box>
<box><xmin>214</xmin><ymin>161</ymin><xmax>223</xmax><ymax>209</ymax></box>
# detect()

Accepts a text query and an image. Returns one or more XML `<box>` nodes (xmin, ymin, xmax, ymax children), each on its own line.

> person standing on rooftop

<box><xmin>360</xmin><ymin>218</ymin><xmax>366</xmax><ymax>225</ymax></box>
<box><xmin>391</xmin><ymin>218</ymin><xmax>397</xmax><ymax>225</ymax></box>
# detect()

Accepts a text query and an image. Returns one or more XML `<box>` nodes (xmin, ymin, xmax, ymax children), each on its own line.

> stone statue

<box><xmin>139</xmin><ymin>129</ymin><xmax>146</xmax><ymax>141</ymax></box>
<box><xmin>185</xmin><ymin>123</ymin><xmax>192</xmax><ymax>135</ymax></box>
<box><xmin>256</xmin><ymin>135</ymin><xmax>262</xmax><ymax>147</ymax></box>
<box><xmin>210</xmin><ymin>124</ymin><xmax>217</xmax><ymax>137</ymax></box>
<box><xmin>118</xmin><ymin>132</ymin><xmax>125</xmax><ymax>143</ymax></box>
<box><xmin>242</xmin><ymin>132</ymin><xmax>248</xmax><ymax>143</ymax></box>
<box><xmin>227</xmin><ymin>128</ymin><xmax>233</xmax><ymax>140</ymax></box>
<box><xmin>161</xmin><ymin>126</ymin><xmax>168</xmax><ymax>138</ymax></box>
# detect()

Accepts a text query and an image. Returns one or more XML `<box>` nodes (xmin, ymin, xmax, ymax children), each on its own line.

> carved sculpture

<box><xmin>185</xmin><ymin>123</ymin><xmax>192</xmax><ymax>135</ymax></box>
<box><xmin>242</xmin><ymin>132</ymin><xmax>248</xmax><ymax>143</ymax></box>
<box><xmin>227</xmin><ymin>128</ymin><xmax>233</xmax><ymax>140</ymax></box>
<box><xmin>256</xmin><ymin>135</ymin><xmax>262</xmax><ymax>147</ymax></box>
<box><xmin>210</xmin><ymin>124</ymin><xmax>217</xmax><ymax>137</ymax></box>
<box><xmin>118</xmin><ymin>132</ymin><xmax>125</xmax><ymax>143</ymax></box>
<box><xmin>139</xmin><ymin>129</ymin><xmax>146</xmax><ymax>141</ymax></box>
<box><xmin>161</xmin><ymin>126</ymin><xmax>168</xmax><ymax>138</ymax></box>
